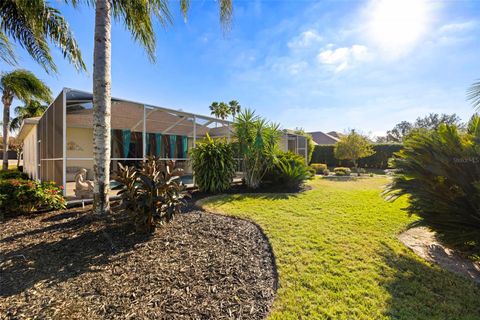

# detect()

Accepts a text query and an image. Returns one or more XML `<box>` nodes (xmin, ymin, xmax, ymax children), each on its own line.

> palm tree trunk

<box><xmin>2</xmin><ymin>93</ymin><xmax>12</xmax><ymax>171</ymax></box>
<box><xmin>92</xmin><ymin>0</ymin><xmax>112</xmax><ymax>215</ymax></box>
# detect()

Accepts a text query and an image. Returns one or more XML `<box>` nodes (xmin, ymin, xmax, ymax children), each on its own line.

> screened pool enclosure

<box><xmin>19</xmin><ymin>88</ymin><xmax>308</xmax><ymax>199</ymax></box>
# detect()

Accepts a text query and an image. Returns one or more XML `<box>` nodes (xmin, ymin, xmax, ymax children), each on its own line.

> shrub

<box><xmin>334</xmin><ymin>130</ymin><xmax>375</xmax><ymax>173</ymax></box>
<box><xmin>264</xmin><ymin>151</ymin><xmax>311</xmax><ymax>188</ymax></box>
<box><xmin>384</xmin><ymin>116</ymin><xmax>480</xmax><ymax>253</ymax></box>
<box><xmin>234</xmin><ymin>109</ymin><xmax>281</xmax><ymax>189</ymax></box>
<box><xmin>0</xmin><ymin>179</ymin><xmax>65</xmax><ymax>216</ymax></box>
<box><xmin>323</xmin><ymin>168</ymin><xmax>330</xmax><ymax>176</ymax></box>
<box><xmin>334</xmin><ymin>167</ymin><xmax>351</xmax><ymax>176</ymax></box>
<box><xmin>116</xmin><ymin>157</ymin><xmax>189</xmax><ymax>233</ymax></box>
<box><xmin>310</xmin><ymin>163</ymin><xmax>327</xmax><ymax>174</ymax></box>
<box><xmin>311</xmin><ymin>144</ymin><xmax>403</xmax><ymax>169</ymax></box>
<box><xmin>0</xmin><ymin>169</ymin><xmax>28</xmax><ymax>180</ymax></box>
<box><xmin>190</xmin><ymin>134</ymin><xmax>236</xmax><ymax>193</ymax></box>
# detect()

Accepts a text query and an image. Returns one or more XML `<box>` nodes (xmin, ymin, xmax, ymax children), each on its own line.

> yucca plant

<box><xmin>234</xmin><ymin>109</ymin><xmax>281</xmax><ymax>189</ymax></box>
<box><xmin>384</xmin><ymin>115</ymin><xmax>480</xmax><ymax>253</ymax></box>
<box><xmin>116</xmin><ymin>157</ymin><xmax>189</xmax><ymax>233</ymax></box>
<box><xmin>190</xmin><ymin>134</ymin><xmax>236</xmax><ymax>193</ymax></box>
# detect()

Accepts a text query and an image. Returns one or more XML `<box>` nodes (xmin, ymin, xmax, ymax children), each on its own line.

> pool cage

<box><xmin>35</xmin><ymin>88</ymin><xmax>308</xmax><ymax>199</ymax></box>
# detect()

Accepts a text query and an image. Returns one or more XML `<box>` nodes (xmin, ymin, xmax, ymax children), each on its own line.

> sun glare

<box><xmin>367</xmin><ymin>0</ymin><xmax>431</xmax><ymax>57</ymax></box>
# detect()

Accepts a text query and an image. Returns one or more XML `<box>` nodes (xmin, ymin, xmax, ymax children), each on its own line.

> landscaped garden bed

<box><xmin>0</xmin><ymin>205</ymin><xmax>276</xmax><ymax>319</ymax></box>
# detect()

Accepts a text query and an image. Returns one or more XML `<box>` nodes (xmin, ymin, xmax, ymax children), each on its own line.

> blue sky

<box><xmin>2</xmin><ymin>0</ymin><xmax>480</xmax><ymax>137</ymax></box>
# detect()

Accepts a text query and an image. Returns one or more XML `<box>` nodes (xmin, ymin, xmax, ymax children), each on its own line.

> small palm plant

<box><xmin>1</xmin><ymin>70</ymin><xmax>51</xmax><ymax>170</ymax></box>
<box><xmin>384</xmin><ymin>116</ymin><xmax>480</xmax><ymax>253</ymax></box>
<box><xmin>234</xmin><ymin>109</ymin><xmax>281</xmax><ymax>189</ymax></box>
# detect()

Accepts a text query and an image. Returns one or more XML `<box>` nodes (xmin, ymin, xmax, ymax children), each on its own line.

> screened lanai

<box><xmin>20</xmin><ymin>88</ymin><xmax>308</xmax><ymax>200</ymax></box>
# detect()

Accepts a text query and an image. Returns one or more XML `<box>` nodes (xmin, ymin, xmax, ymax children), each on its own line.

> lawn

<box><xmin>200</xmin><ymin>177</ymin><xmax>480</xmax><ymax>319</ymax></box>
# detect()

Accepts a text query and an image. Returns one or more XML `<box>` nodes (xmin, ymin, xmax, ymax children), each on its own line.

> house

<box><xmin>17</xmin><ymin>88</ymin><xmax>308</xmax><ymax>198</ymax></box>
<box><xmin>308</xmin><ymin>131</ymin><xmax>340</xmax><ymax>145</ymax></box>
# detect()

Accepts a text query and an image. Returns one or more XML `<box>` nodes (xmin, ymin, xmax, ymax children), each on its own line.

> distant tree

<box><xmin>228</xmin><ymin>100</ymin><xmax>241</xmax><ymax>120</ymax></box>
<box><xmin>334</xmin><ymin>130</ymin><xmax>375</xmax><ymax>174</ymax></box>
<box><xmin>209</xmin><ymin>101</ymin><xmax>231</xmax><ymax>120</ymax></box>
<box><xmin>10</xmin><ymin>100</ymin><xmax>47</xmax><ymax>132</ymax></box>
<box><xmin>1</xmin><ymin>70</ymin><xmax>51</xmax><ymax>170</ymax></box>
<box><xmin>385</xmin><ymin>121</ymin><xmax>413</xmax><ymax>143</ymax></box>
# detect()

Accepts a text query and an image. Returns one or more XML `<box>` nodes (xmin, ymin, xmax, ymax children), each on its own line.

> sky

<box><xmin>2</xmin><ymin>0</ymin><xmax>480</xmax><ymax>138</ymax></box>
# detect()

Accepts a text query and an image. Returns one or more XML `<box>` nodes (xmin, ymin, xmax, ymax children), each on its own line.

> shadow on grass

<box><xmin>379</xmin><ymin>243</ymin><xmax>480</xmax><ymax>319</ymax></box>
<box><xmin>0</xmin><ymin>213</ymin><xmax>151</xmax><ymax>297</ymax></box>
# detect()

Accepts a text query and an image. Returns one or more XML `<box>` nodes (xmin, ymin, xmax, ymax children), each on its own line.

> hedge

<box><xmin>311</xmin><ymin>144</ymin><xmax>403</xmax><ymax>169</ymax></box>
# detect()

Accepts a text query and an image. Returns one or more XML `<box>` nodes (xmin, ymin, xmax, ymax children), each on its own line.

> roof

<box><xmin>17</xmin><ymin>117</ymin><xmax>41</xmax><ymax>141</ymax></box>
<box><xmin>308</xmin><ymin>131</ymin><xmax>340</xmax><ymax>145</ymax></box>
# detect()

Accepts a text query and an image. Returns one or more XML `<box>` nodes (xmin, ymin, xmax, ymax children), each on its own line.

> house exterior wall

<box><xmin>23</xmin><ymin>127</ymin><xmax>38</xmax><ymax>180</ymax></box>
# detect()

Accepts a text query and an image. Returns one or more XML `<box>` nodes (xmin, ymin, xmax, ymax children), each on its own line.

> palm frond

<box><xmin>467</xmin><ymin>80</ymin><xmax>480</xmax><ymax>111</ymax></box>
<box><xmin>1</xmin><ymin>69</ymin><xmax>52</xmax><ymax>103</ymax></box>
<box><xmin>0</xmin><ymin>31</ymin><xmax>16</xmax><ymax>65</ymax></box>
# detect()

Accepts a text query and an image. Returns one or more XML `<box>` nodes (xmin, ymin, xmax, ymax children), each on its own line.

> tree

<box><xmin>209</xmin><ymin>101</ymin><xmax>231</xmax><ymax>120</ymax></box>
<box><xmin>334</xmin><ymin>130</ymin><xmax>375</xmax><ymax>174</ymax></box>
<box><xmin>0</xmin><ymin>0</ymin><xmax>85</xmax><ymax>73</ymax></box>
<box><xmin>71</xmin><ymin>0</ymin><xmax>233</xmax><ymax>215</ymax></box>
<box><xmin>1</xmin><ymin>69</ymin><xmax>51</xmax><ymax>170</ymax></box>
<box><xmin>233</xmin><ymin>109</ymin><xmax>281</xmax><ymax>189</ymax></box>
<box><xmin>385</xmin><ymin>121</ymin><xmax>413</xmax><ymax>143</ymax></box>
<box><xmin>228</xmin><ymin>100</ymin><xmax>241</xmax><ymax>120</ymax></box>
<box><xmin>467</xmin><ymin>80</ymin><xmax>480</xmax><ymax>111</ymax></box>
<box><xmin>10</xmin><ymin>100</ymin><xmax>47</xmax><ymax>132</ymax></box>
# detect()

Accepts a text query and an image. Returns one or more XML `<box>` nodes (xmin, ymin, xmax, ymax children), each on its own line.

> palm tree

<box><xmin>209</xmin><ymin>101</ymin><xmax>231</xmax><ymax>120</ymax></box>
<box><xmin>68</xmin><ymin>0</ymin><xmax>233</xmax><ymax>215</ymax></box>
<box><xmin>10</xmin><ymin>100</ymin><xmax>48</xmax><ymax>132</ymax></box>
<box><xmin>467</xmin><ymin>80</ymin><xmax>480</xmax><ymax>111</ymax></box>
<box><xmin>1</xmin><ymin>70</ymin><xmax>51</xmax><ymax>170</ymax></box>
<box><xmin>228</xmin><ymin>100</ymin><xmax>241</xmax><ymax>120</ymax></box>
<box><xmin>0</xmin><ymin>0</ymin><xmax>85</xmax><ymax>73</ymax></box>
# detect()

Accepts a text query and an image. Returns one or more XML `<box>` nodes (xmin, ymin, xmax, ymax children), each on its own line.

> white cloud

<box><xmin>439</xmin><ymin>21</ymin><xmax>477</xmax><ymax>34</ymax></box>
<box><xmin>317</xmin><ymin>45</ymin><xmax>368</xmax><ymax>72</ymax></box>
<box><xmin>288</xmin><ymin>30</ymin><xmax>322</xmax><ymax>49</ymax></box>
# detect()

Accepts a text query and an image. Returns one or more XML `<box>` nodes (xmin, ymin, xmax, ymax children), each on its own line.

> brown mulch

<box><xmin>0</xmin><ymin>206</ymin><xmax>277</xmax><ymax>319</ymax></box>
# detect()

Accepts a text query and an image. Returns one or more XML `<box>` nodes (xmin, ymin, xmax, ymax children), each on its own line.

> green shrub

<box><xmin>190</xmin><ymin>135</ymin><xmax>236</xmax><ymax>193</ymax></box>
<box><xmin>264</xmin><ymin>151</ymin><xmax>311</xmax><ymax>188</ymax></box>
<box><xmin>0</xmin><ymin>169</ymin><xmax>28</xmax><ymax>180</ymax></box>
<box><xmin>334</xmin><ymin>167</ymin><xmax>351</xmax><ymax>176</ymax></box>
<box><xmin>310</xmin><ymin>163</ymin><xmax>327</xmax><ymax>174</ymax></box>
<box><xmin>0</xmin><ymin>179</ymin><xmax>65</xmax><ymax>216</ymax></box>
<box><xmin>116</xmin><ymin>157</ymin><xmax>189</xmax><ymax>233</ymax></box>
<box><xmin>384</xmin><ymin>116</ymin><xmax>480</xmax><ymax>253</ymax></box>
<box><xmin>307</xmin><ymin>166</ymin><xmax>316</xmax><ymax>177</ymax></box>
<box><xmin>323</xmin><ymin>168</ymin><xmax>330</xmax><ymax>176</ymax></box>
<box><xmin>311</xmin><ymin>144</ymin><xmax>403</xmax><ymax>169</ymax></box>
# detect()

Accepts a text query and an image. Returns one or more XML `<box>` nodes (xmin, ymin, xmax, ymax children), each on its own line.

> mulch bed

<box><xmin>0</xmin><ymin>206</ymin><xmax>277</xmax><ymax>319</ymax></box>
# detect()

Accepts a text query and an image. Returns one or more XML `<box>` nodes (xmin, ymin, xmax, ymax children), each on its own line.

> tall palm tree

<box><xmin>467</xmin><ymin>80</ymin><xmax>480</xmax><ymax>111</ymax></box>
<box><xmin>228</xmin><ymin>100</ymin><xmax>241</xmax><ymax>120</ymax></box>
<box><xmin>68</xmin><ymin>0</ymin><xmax>233</xmax><ymax>215</ymax></box>
<box><xmin>10</xmin><ymin>100</ymin><xmax>47</xmax><ymax>132</ymax></box>
<box><xmin>0</xmin><ymin>0</ymin><xmax>86</xmax><ymax>73</ymax></box>
<box><xmin>209</xmin><ymin>101</ymin><xmax>231</xmax><ymax>120</ymax></box>
<box><xmin>1</xmin><ymin>69</ymin><xmax>51</xmax><ymax>170</ymax></box>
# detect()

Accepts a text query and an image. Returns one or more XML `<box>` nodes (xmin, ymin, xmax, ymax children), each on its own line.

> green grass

<box><xmin>200</xmin><ymin>177</ymin><xmax>480</xmax><ymax>319</ymax></box>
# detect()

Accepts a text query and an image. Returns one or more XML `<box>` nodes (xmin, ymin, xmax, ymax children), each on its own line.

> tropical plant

<box><xmin>190</xmin><ymin>134</ymin><xmax>236</xmax><ymax>193</ymax></box>
<box><xmin>334</xmin><ymin>167</ymin><xmax>351</xmax><ymax>176</ymax></box>
<box><xmin>228</xmin><ymin>100</ymin><xmax>241</xmax><ymax>120</ymax></box>
<box><xmin>71</xmin><ymin>0</ymin><xmax>232</xmax><ymax>215</ymax></box>
<box><xmin>276</xmin><ymin>160</ymin><xmax>312</xmax><ymax>188</ymax></box>
<box><xmin>209</xmin><ymin>101</ymin><xmax>231</xmax><ymax>120</ymax></box>
<box><xmin>384</xmin><ymin>116</ymin><xmax>480</xmax><ymax>253</ymax></box>
<box><xmin>468</xmin><ymin>80</ymin><xmax>480</xmax><ymax>111</ymax></box>
<box><xmin>116</xmin><ymin>157</ymin><xmax>189</xmax><ymax>233</ymax></box>
<box><xmin>10</xmin><ymin>100</ymin><xmax>47</xmax><ymax>132</ymax></box>
<box><xmin>234</xmin><ymin>109</ymin><xmax>281</xmax><ymax>189</ymax></box>
<box><xmin>0</xmin><ymin>169</ymin><xmax>27</xmax><ymax>180</ymax></box>
<box><xmin>1</xmin><ymin>69</ymin><xmax>51</xmax><ymax>170</ymax></box>
<box><xmin>0</xmin><ymin>0</ymin><xmax>85</xmax><ymax>72</ymax></box>
<box><xmin>334</xmin><ymin>130</ymin><xmax>375</xmax><ymax>175</ymax></box>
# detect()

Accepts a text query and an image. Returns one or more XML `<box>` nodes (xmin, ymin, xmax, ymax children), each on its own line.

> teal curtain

<box><xmin>182</xmin><ymin>136</ymin><xmax>188</xmax><ymax>158</ymax></box>
<box><xmin>155</xmin><ymin>133</ymin><xmax>162</xmax><ymax>156</ymax></box>
<box><xmin>169</xmin><ymin>135</ymin><xmax>177</xmax><ymax>158</ymax></box>
<box><xmin>122</xmin><ymin>130</ymin><xmax>131</xmax><ymax>158</ymax></box>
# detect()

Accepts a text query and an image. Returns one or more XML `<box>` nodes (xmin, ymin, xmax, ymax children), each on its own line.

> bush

<box><xmin>190</xmin><ymin>135</ymin><xmax>236</xmax><ymax>193</ymax></box>
<box><xmin>116</xmin><ymin>157</ymin><xmax>189</xmax><ymax>233</ymax></box>
<box><xmin>334</xmin><ymin>167</ymin><xmax>351</xmax><ymax>176</ymax></box>
<box><xmin>0</xmin><ymin>169</ymin><xmax>28</xmax><ymax>180</ymax></box>
<box><xmin>311</xmin><ymin>144</ymin><xmax>403</xmax><ymax>169</ymax></box>
<box><xmin>264</xmin><ymin>151</ymin><xmax>311</xmax><ymax>188</ymax></box>
<box><xmin>323</xmin><ymin>168</ymin><xmax>330</xmax><ymax>176</ymax></box>
<box><xmin>384</xmin><ymin>116</ymin><xmax>480</xmax><ymax>253</ymax></box>
<box><xmin>0</xmin><ymin>179</ymin><xmax>65</xmax><ymax>216</ymax></box>
<box><xmin>310</xmin><ymin>163</ymin><xmax>327</xmax><ymax>174</ymax></box>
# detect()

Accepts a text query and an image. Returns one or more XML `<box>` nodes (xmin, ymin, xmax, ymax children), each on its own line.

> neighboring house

<box><xmin>308</xmin><ymin>131</ymin><xmax>340</xmax><ymax>145</ymax></box>
<box><xmin>17</xmin><ymin>88</ymin><xmax>308</xmax><ymax>198</ymax></box>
